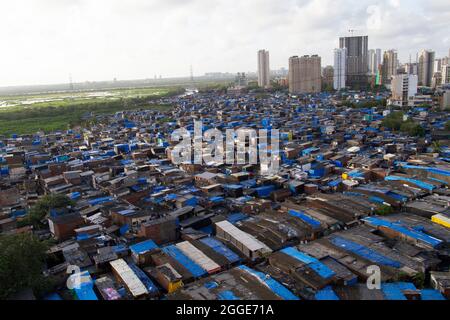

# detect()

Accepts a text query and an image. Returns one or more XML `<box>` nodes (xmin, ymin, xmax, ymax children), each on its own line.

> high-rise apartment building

<box><xmin>339</xmin><ymin>35</ymin><xmax>369</xmax><ymax>89</ymax></box>
<box><xmin>322</xmin><ymin>66</ymin><xmax>334</xmax><ymax>89</ymax></box>
<box><xmin>288</xmin><ymin>55</ymin><xmax>322</xmax><ymax>94</ymax></box>
<box><xmin>257</xmin><ymin>50</ymin><xmax>270</xmax><ymax>88</ymax></box>
<box><xmin>368</xmin><ymin>48</ymin><xmax>382</xmax><ymax>75</ymax></box>
<box><xmin>391</xmin><ymin>74</ymin><xmax>418</xmax><ymax>107</ymax></box>
<box><xmin>418</xmin><ymin>50</ymin><xmax>435</xmax><ymax>87</ymax></box>
<box><xmin>442</xmin><ymin>65</ymin><xmax>450</xmax><ymax>84</ymax></box>
<box><xmin>381</xmin><ymin>50</ymin><xmax>398</xmax><ymax>85</ymax></box>
<box><xmin>333</xmin><ymin>48</ymin><xmax>346</xmax><ymax>90</ymax></box>
<box><xmin>434</xmin><ymin>59</ymin><xmax>442</xmax><ymax>73</ymax></box>
<box><xmin>404</xmin><ymin>62</ymin><xmax>418</xmax><ymax>76</ymax></box>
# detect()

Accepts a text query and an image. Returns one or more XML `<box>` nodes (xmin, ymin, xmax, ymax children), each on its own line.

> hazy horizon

<box><xmin>0</xmin><ymin>0</ymin><xmax>449</xmax><ymax>87</ymax></box>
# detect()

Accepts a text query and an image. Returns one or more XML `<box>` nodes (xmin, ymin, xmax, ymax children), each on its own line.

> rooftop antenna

<box><xmin>348</xmin><ymin>29</ymin><xmax>357</xmax><ymax>36</ymax></box>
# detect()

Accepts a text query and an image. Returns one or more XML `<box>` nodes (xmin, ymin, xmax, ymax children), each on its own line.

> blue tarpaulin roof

<box><xmin>363</xmin><ymin>216</ymin><xmax>443</xmax><ymax>248</ymax></box>
<box><xmin>227</xmin><ymin>212</ymin><xmax>249</xmax><ymax>224</ymax></box>
<box><xmin>204</xmin><ymin>281</ymin><xmax>218</xmax><ymax>289</ymax></box>
<box><xmin>315</xmin><ymin>286</ymin><xmax>340</xmax><ymax>300</ymax></box>
<box><xmin>130</xmin><ymin>239</ymin><xmax>159</xmax><ymax>254</ymax></box>
<box><xmin>72</xmin><ymin>271</ymin><xmax>98</xmax><ymax>301</ymax></box>
<box><xmin>385</xmin><ymin>175</ymin><xmax>436</xmax><ymax>191</ymax></box>
<box><xmin>398</xmin><ymin>164</ymin><xmax>450</xmax><ymax>177</ymax></box>
<box><xmin>218</xmin><ymin>290</ymin><xmax>240</xmax><ymax>300</ymax></box>
<box><xmin>281</xmin><ymin>247</ymin><xmax>335</xmax><ymax>279</ymax></box>
<box><xmin>128</xmin><ymin>263</ymin><xmax>159</xmax><ymax>295</ymax></box>
<box><xmin>381</xmin><ymin>282</ymin><xmax>416</xmax><ymax>300</ymax></box>
<box><xmin>88</xmin><ymin>196</ymin><xmax>113</xmax><ymax>206</ymax></box>
<box><xmin>254</xmin><ymin>185</ymin><xmax>275</xmax><ymax>197</ymax></box>
<box><xmin>329</xmin><ymin>235</ymin><xmax>402</xmax><ymax>268</ymax></box>
<box><xmin>238</xmin><ymin>265</ymin><xmax>299</xmax><ymax>300</ymax></box>
<box><xmin>288</xmin><ymin>209</ymin><xmax>321</xmax><ymax>228</ymax></box>
<box><xmin>200</xmin><ymin>237</ymin><xmax>240</xmax><ymax>264</ymax></box>
<box><xmin>420</xmin><ymin>289</ymin><xmax>446</xmax><ymax>300</ymax></box>
<box><xmin>162</xmin><ymin>245</ymin><xmax>206</xmax><ymax>278</ymax></box>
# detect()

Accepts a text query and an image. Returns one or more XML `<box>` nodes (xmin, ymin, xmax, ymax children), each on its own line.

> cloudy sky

<box><xmin>0</xmin><ymin>0</ymin><xmax>449</xmax><ymax>86</ymax></box>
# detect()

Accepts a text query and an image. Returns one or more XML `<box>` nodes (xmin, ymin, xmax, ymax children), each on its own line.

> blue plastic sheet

<box><xmin>130</xmin><ymin>239</ymin><xmax>159</xmax><ymax>254</ymax></box>
<box><xmin>218</xmin><ymin>290</ymin><xmax>240</xmax><ymax>300</ymax></box>
<box><xmin>381</xmin><ymin>282</ymin><xmax>416</xmax><ymax>300</ymax></box>
<box><xmin>281</xmin><ymin>247</ymin><xmax>335</xmax><ymax>279</ymax></box>
<box><xmin>315</xmin><ymin>286</ymin><xmax>340</xmax><ymax>300</ymax></box>
<box><xmin>385</xmin><ymin>175</ymin><xmax>435</xmax><ymax>191</ymax></box>
<box><xmin>329</xmin><ymin>235</ymin><xmax>402</xmax><ymax>268</ymax></box>
<box><xmin>162</xmin><ymin>245</ymin><xmax>207</xmax><ymax>278</ymax></box>
<box><xmin>288</xmin><ymin>209</ymin><xmax>321</xmax><ymax>228</ymax></box>
<box><xmin>238</xmin><ymin>265</ymin><xmax>299</xmax><ymax>300</ymax></box>
<box><xmin>128</xmin><ymin>263</ymin><xmax>159</xmax><ymax>295</ymax></box>
<box><xmin>200</xmin><ymin>237</ymin><xmax>240</xmax><ymax>264</ymax></box>
<box><xmin>363</xmin><ymin>217</ymin><xmax>442</xmax><ymax>248</ymax></box>
<box><xmin>420</xmin><ymin>289</ymin><xmax>446</xmax><ymax>300</ymax></box>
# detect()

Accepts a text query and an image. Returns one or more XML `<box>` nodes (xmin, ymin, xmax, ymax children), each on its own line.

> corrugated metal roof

<box><xmin>175</xmin><ymin>241</ymin><xmax>221</xmax><ymax>273</ymax></box>
<box><xmin>110</xmin><ymin>259</ymin><xmax>148</xmax><ymax>297</ymax></box>
<box><xmin>215</xmin><ymin>220</ymin><xmax>271</xmax><ymax>252</ymax></box>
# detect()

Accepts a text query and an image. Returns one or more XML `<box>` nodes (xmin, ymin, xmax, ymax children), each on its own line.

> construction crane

<box><xmin>348</xmin><ymin>29</ymin><xmax>358</xmax><ymax>36</ymax></box>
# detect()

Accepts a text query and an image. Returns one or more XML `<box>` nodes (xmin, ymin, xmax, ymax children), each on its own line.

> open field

<box><xmin>0</xmin><ymin>86</ymin><xmax>183</xmax><ymax>135</ymax></box>
<box><xmin>0</xmin><ymin>87</ymin><xmax>174</xmax><ymax>108</ymax></box>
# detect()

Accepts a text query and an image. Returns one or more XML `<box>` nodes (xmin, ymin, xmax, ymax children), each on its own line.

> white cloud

<box><xmin>0</xmin><ymin>0</ymin><xmax>448</xmax><ymax>86</ymax></box>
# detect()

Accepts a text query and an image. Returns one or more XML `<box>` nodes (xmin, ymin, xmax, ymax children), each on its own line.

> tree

<box><xmin>445</xmin><ymin>120</ymin><xmax>450</xmax><ymax>131</ymax></box>
<box><xmin>0</xmin><ymin>233</ymin><xmax>50</xmax><ymax>299</ymax></box>
<box><xmin>412</xmin><ymin>272</ymin><xmax>425</xmax><ymax>289</ymax></box>
<box><xmin>381</xmin><ymin>112</ymin><xmax>425</xmax><ymax>137</ymax></box>
<box><xmin>374</xmin><ymin>205</ymin><xmax>394</xmax><ymax>216</ymax></box>
<box><xmin>381</xmin><ymin>111</ymin><xmax>404</xmax><ymax>131</ymax></box>
<box><xmin>431</xmin><ymin>141</ymin><xmax>442</xmax><ymax>153</ymax></box>
<box><xmin>26</xmin><ymin>194</ymin><xmax>74</xmax><ymax>229</ymax></box>
<box><xmin>399</xmin><ymin>121</ymin><xmax>425</xmax><ymax>137</ymax></box>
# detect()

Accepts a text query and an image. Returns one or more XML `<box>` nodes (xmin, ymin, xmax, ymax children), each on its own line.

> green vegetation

<box><xmin>445</xmin><ymin>120</ymin><xmax>450</xmax><ymax>131</ymax></box>
<box><xmin>0</xmin><ymin>233</ymin><xmax>50</xmax><ymax>299</ymax></box>
<box><xmin>24</xmin><ymin>194</ymin><xmax>74</xmax><ymax>229</ymax></box>
<box><xmin>197</xmin><ymin>82</ymin><xmax>232</xmax><ymax>93</ymax></box>
<box><xmin>431</xmin><ymin>141</ymin><xmax>442</xmax><ymax>153</ymax></box>
<box><xmin>412</xmin><ymin>272</ymin><xmax>425</xmax><ymax>289</ymax></box>
<box><xmin>341</xmin><ymin>98</ymin><xmax>387</xmax><ymax>109</ymax></box>
<box><xmin>381</xmin><ymin>111</ymin><xmax>425</xmax><ymax>137</ymax></box>
<box><xmin>374</xmin><ymin>204</ymin><xmax>394</xmax><ymax>216</ymax></box>
<box><xmin>0</xmin><ymin>86</ymin><xmax>183</xmax><ymax>135</ymax></box>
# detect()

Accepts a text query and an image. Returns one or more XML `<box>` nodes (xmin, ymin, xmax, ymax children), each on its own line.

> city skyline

<box><xmin>0</xmin><ymin>0</ymin><xmax>449</xmax><ymax>87</ymax></box>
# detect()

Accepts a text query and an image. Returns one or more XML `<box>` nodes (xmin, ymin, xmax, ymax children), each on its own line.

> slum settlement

<box><xmin>1</xmin><ymin>90</ymin><xmax>450</xmax><ymax>300</ymax></box>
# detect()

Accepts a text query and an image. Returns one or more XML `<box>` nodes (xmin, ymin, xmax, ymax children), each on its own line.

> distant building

<box><xmin>441</xmin><ymin>65</ymin><xmax>450</xmax><ymax>84</ymax></box>
<box><xmin>418</xmin><ymin>50</ymin><xmax>435</xmax><ymax>87</ymax></box>
<box><xmin>434</xmin><ymin>59</ymin><xmax>442</xmax><ymax>73</ymax></box>
<box><xmin>368</xmin><ymin>48</ymin><xmax>382</xmax><ymax>75</ymax></box>
<box><xmin>441</xmin><ymin>90</ymin><xmax>450</xmax><ymax>109</ymax></box>
<box><xmin>333</xmin><ymin>48</ymin><xmax>346</xmax><ymax>90</ymax></box>
<box><xmin>322</xmin><ymin>66</ymin><xmax>334</xmax><ymax>89</ymax></box>
<box><xmin>235</xmin><ymin>72</ymin><xmax>248</xmax><ymax>87</ymax></box>
<box><xmin>390</xmin><ymin>74</ymin><xmax>418</xmax><ymax>107</ymax></box>
<box><xmin>288</xmin><ymin>55</ymin><xmax>322</xmax><ymax>94</ymax></box>
<box><xmin>381</xmin><ymin>50</ymin><xmax>398</xmax><ymax>86</ymax></box>
<box><xmin>432</xmin><ymin>72</ymin><xmax>442</xmax><ymax>88</ymax></box>
<box><xmin>272</xmin><ymin>67</ymin><xmax>288</xmax><ymax>77</ymax></box>
<box><xmin>257</xmin><ymin>50</ymin><xmax>270</xmax><ymax>88</ymax></box>
<box><xmin>404</xmin><ymin>62</ymin><xmax>418</xmax><ymax>75</ymax></box>
<box><xmin>339</xmin><ymin>35</ymin><xmax>369</xmax><ymax>89</ymax></box>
